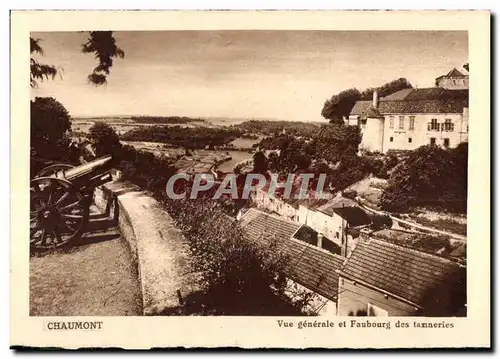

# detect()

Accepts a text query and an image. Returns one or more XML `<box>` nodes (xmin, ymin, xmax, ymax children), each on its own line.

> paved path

<box><xmin>30</xmin><ymin>206</ymin><xmax>142</xmax><ymax>316</ymax></box>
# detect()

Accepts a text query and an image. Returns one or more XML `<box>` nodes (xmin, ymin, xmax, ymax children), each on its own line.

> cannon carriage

<box><xmin>30</xmin><ymin>156</ymin><xmax>114</xmax><ymax>250</ymax></box>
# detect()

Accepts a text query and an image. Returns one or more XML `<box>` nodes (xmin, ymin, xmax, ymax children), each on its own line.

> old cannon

<box><xmin>30</xmin><ymin>156</ymin><xmax>114</xmax><ymax>250</ymax></box>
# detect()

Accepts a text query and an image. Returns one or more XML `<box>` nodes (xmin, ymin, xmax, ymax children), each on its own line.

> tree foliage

<box><xmin>321</xmin><ymin>88</ymin><xmax>361</xmax><ymax>123</ymax></box>
<box><xmin>121</xmin><ymin>125</ymin><xmax>241</xmax><ymax>149</ymax></box>
<box><xmin>30</xmin><ymin>97</ymin><xmax>73</xmax><ymax>161</ymax></box>
<box><xmin>163</xmin><ymin>198</ymin><xmax>310</xmax><ymax>315</ymax></box>
<box><xmin>81</xmin><ymin>31</ymin><xmax>125</xmax><ymax>85</ymax></box>
<box><xmin>30</xmin><ymin>31</ymin><xmax>124</xmax><ymax>87</ymax></box>
<box><xmin>321</xmin><ymin>78</ymin><xmax>413</xmax><ymax>122</ymax></box>
<box><xmin>252</xmin><ymin>151</ymin><xmax>269</xmax><ymax>174</ymax></box>
<box><xmin>88</xmin><ymin>121</ymin><xmax>123</xmax><ymax>158</ymax></box>
<box><xmin>254</xmin><ymin>124</ymin><xmax>383</xmax><ymax>192</ymax></box>
<box><xmin>380</xmin><ymin>144</ymin><xmax>468</xmax><ymax>213</ymax></box>
<box><xmin>30</xmin><ymin>38</ymin><xmax>58</xmax><ymax>88</ymax></box>
<box><xmin>360</xmin><ymin>78</ymin><xmax>413</xmax><ymax>100</ymax></box>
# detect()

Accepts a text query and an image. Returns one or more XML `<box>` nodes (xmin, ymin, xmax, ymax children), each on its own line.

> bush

<box><xmin>30</xmin><ymin>97</ymin><xmax>76</xmax><ymax>163</ymax></box>
<box><xmin>88</xmin><ymin>121</ymin><xmax>122</xmax><ymax>158</ymax></box>
<box><xmin>164</xmin><ymin>198</ymin><xmax>309</xmax><ymax>315</ymax></box>
<box><xmin>370</xmin><ymin>214</ymin><xmax>393</xmax><ymax>230</ymax></box>
<box><xmin>381</xmin><ymin>144</ymin><xmax>467</xmax><ymax>213</ymax></box>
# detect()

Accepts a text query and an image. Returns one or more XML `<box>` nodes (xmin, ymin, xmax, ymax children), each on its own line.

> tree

<box><xmin>81</xmin><ymin>31</ymin><xmax>125</xmax><ymax>85</ymax></box>
<box><xmin>30</xmin><ymin>31</ymin><xmax>124</xmax><ymax>87</ymax></box>
<box><xmin>360</xmin><ymin>78</ymin><xmax>413</xmax><ymax>99</ymax></box>
<box><xmin>380</xmin><ymin>144</ymin><xmax>468</xmax><ymax>213</ymax></box>
<box><xmin>321</xmin><ymin>78</ymin><xmax>413</xmax><ymax>122</ymax></box>
<box><xmin>30</xmin><ymin>38</ymin><xmax>58</xmax><ymax>88</ymax></box>
<box><xmin>88</xmin><ymin>122</ymin><xmax>122</xmax><ymax>158</ymax></box>
<box><xmin>252</xmin><ymin>151</ymin><xmax>269</xmax><ymax>174</ymax></box>
<box><xmin>321</xmin><ymin>88</ymin><xmax>361</xmax><ymax>123</ymax></box>
<box><xmin>267</xmin><ymin>151</ymin><xmax>280</xmax><ymax>172</ymax></box>
<box><xmin>311</xmin><ymin>124</ymin><xmax>362</xmax><ymax>164</ymax></box>
<box><xmin>369</xmin><ymin>214</ymin><xmax>393</xmax><ymax>230</ymax></box>
<box><xmin>30</xmin><ymin>97</ymin><xmax>72</xmax><ymax>162</ymax></box>
<box><xmin>164</xmin><ymin>198</ymin><xmax>310</xmax><ymax>315</ymax></box>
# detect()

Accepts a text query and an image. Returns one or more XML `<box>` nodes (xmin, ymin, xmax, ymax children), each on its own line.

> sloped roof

<box><xmin>286</xmin><ymin>197</ymin><xmax>330</xmax><ymax>210</ymax></box>
<box><xmin>404</xmin><ymin>88</ymin><xmax>468</xmax><ymax>100</ymax></box>
<box><xmin>332</xmin><ymin>206</ymin><xmax>372</xmax><ymax>227</ymax></box>
<box><xmin>380</xmin><ymin>88</ymin><xmax>414</xmax><ymax>100</ymax></box>
<box><xmin>350</xmin><ymin>88</ymin><xmax>469</xmax><ymax>116</ymax></box>
<box><xmin>364</xmin><ymin>105</ymin><xmax>384</xmax><ymax>119</ymax></box>
<box><xmin>338</xmin><ymin>238</ymin><xmax>466</xmax><ymax>307</ymax></box>
<box><xmin>318</xmin><ymin>197</ymin><xmax>358</xmax><ymax>216</ymax></box>
<box><xmin>377</xmin><ymin>99</ymin><xmax>468</xmax><ymax>114</ymax></box>
<box><xmin>239</xmin><ymin>208</ymin><xmax>345</xmax><ymax>301</ymax></box>
<box><xmin>239</xmin><ymin>208</ymin><xmax>301</xmax><ymax>239</ymax></box>
<box><xmin>350</xmin><ymin>101</ymin><xmax>372</xmax><ymax>116</ymax></box>
<box><xmin>436</xmin><ymin>68</ymin><xmax>468</xmax><ymax>80</ymax></box>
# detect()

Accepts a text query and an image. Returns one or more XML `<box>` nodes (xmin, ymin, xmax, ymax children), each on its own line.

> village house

<box><xmin>435</xmin><ymin>68</ymin><xmax>469</xmax><ymax>90</ymax></box>
<box><xmin>237</xmin><ymin>208</ymin><xmax>466</xmax><ymax>317</ymax></box>
<box><xmin>238</xmin><ymin>208</ymin><xmax>345</xmax><ymax>316</ymax></box>
<box><xmin>336</xmin><ymin>233</ymin><xmax>467</xmax><ymax>317</ymax></box>
<box><xmin>347</xmin><ymin>68</ymin><xmax>469</xmax><ymax>153</ymax></box>
<box><xmin>251</xmin><ymin>188</ymin><xmax>372</xmax><ymax>256</ymax></box>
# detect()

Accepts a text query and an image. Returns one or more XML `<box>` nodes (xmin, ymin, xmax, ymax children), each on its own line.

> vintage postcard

<box><xmin>11</xmin><ymin>10</ymin><xmax>490</xmax><ymax>349</ymax></box>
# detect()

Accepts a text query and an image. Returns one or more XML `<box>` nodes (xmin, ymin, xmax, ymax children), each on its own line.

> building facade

<box><xmin>435</xmin><ymin>68</ymin><xmax>469</xmax><ymax>90</ymax></box>
<box><xmin>348</xmin><ymin>69</ymin><xmax>469</xmax><ymax>153</ymax></box>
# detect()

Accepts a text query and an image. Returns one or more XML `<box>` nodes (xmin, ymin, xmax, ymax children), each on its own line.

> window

<box><xmin>408</xmin><ymin>138</ymin><xmax>412</xmax><ymax>143</ymax></box>
<box><xmin>335</xmin><ymin>232</ymin><xmax>339</xmax><ymax>239</ymax></box>
<box><xmin>398</xmin><ymin>116</ymin><xmax>404</xmax><ymax>130</ymax></box>
<box><xmin>389</xmin><ymin>137</ymin><xmax>393</xmax><ymax>142</ymax></box>
<box><xmin>389</xmin><ymin>116</ymin><xmax>394</xmax><ymax>129</ymax></box>
<box><xmin>409</xmin><ymin>116</ymin><xmax>415</xmax><ymax>130</ymax></box>
<box><xmin>367</xmin><ymin>303</ymin><xmax>388</xmax><ymax>317</ymax></box>
<box><xmin>443</xmin><ymin>138</ymin><xmax>450</xmax><ymax>148</ymax></box>
<box><xmin>428</xmin><ymin>118</ymin><xmax>439</xmax><ymax>131</ymax></box>
<box><xmin>444</xmin><ymin>119</ymin><xmax>454</xmax><ymax>132</ymax></box>
<box><xmin>430</xmin><ymin>137</ymin><xmax>436</xmax><ymax>145</ymax></box>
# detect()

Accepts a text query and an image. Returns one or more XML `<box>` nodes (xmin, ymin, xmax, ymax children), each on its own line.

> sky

<box><xmin>31</xmin><ymin>31</ymin><xmax>468</xmax><ymax>122</ymax></box>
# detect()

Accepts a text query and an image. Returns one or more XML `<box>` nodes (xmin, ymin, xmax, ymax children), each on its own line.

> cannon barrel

<box><xmin>47</xmin><ymin>155</ymin><xmax>114</xmax><ymax>191</ymax></box>
<box><xmin>62</xmin><ymin>155</ymin><xmax>113</xmax><ymax>182</ymax></box>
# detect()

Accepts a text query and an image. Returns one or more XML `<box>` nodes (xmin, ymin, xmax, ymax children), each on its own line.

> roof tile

<box><xmin>239</xmin><ymin>208</ymin><xmax>345</xmax><ymax>301</ymax></box>
<box><xmin>338</xmin><ymin>239</ymin><xmax>466</xmax><ymax>307</ymax></box>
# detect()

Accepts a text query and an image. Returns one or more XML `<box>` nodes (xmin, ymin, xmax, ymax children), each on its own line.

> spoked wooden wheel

<box><xmin>35</xmin><ymin>164</ymin><xmax>75</xmax><ymax>179</ymax></box>
<box><xmin>30</xmin><ymin>177</ymin><xmax>89</xmax><ymax>250</ymax></box>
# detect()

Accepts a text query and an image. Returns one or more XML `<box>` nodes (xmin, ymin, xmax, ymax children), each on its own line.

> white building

<box><xmin>348</xmin><ymin>69</ymin><xmax>469</xmax><ymax>153</ymax></box>
<box><xmin>251</xmin><ymin>188</ymin><xmax>371</xmax><ymax>257</ymax></box>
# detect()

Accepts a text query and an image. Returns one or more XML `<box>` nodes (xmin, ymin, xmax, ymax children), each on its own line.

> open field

<box><xmin>228</xmin><ymin>136</ymin><xmax>265</xmax><ymax>149</ymax></box>
<box><xmin>71</xmin><ymin>118</ymin><xmax>210</xmax><ymax>135</ymax></box>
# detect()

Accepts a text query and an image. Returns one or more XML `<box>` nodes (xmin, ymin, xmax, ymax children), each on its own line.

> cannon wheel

<box><xmin>30</xmin><ymin>177</ymin><xmax>89</xmax><ymax>250</ymax></box>
<box><xmin>35</xmin><ymin>163</ymin><xmax>75</xmax><ymax>179</ymax></box>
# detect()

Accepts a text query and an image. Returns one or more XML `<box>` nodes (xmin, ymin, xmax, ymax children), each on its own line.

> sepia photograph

<box><xmin>11</xmin><ymin>10</ymin><xmax>490</xmax><ymax>349</ymax></box>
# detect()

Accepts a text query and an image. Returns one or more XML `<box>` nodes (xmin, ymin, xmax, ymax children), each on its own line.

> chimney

<box><xmin>372</xmin><ymin>90</ymin><xmax>379</xmax><ymax>109</ymax></box>
<box><xmin>359</xmin><ymin>227</ymin><xmax>373</xmax><ymax>242</ymax></box>
<box><xmin>317</xmin><ymin>233</ymin><xmax>323</xmax><ymax>249</ymax></box>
